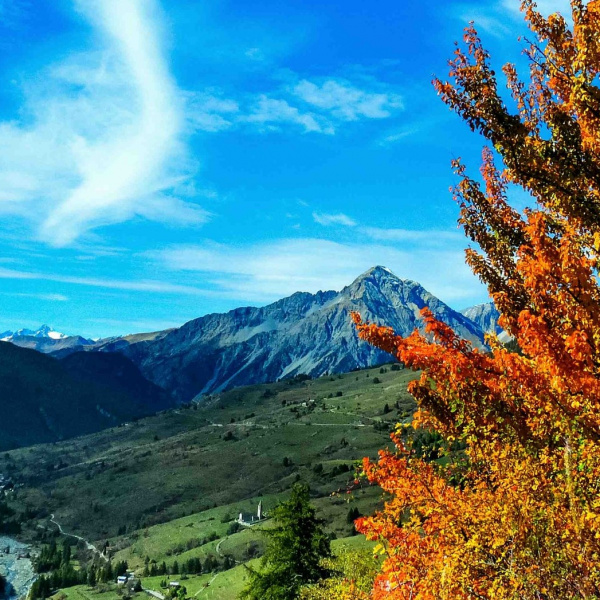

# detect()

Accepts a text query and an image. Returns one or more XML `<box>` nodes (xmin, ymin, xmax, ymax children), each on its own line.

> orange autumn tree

<box><xmin>352</xmin><ymin>1</ymin><xmax>600</xmax><ymax>599</ymax></box>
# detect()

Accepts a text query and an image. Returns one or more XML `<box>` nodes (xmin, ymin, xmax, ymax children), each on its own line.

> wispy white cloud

<box><xmin>245</xmin><ymin>95</ymin><xmax>331</xmax><ymax>134</ymax></box>
<box><xmin>311</xmin><ymin>210</ymin><xmax>463</xmax><ymax>245</ymax></box>
<box><xmin>187</xmin><ymin>75</ymin><xmax>403</xmax><ymax>136</ymax></box>
<box><xmin>245</xmin><ymin>47</ymin><xmax>265</xmax><ymax>61</ymax></box>
<box><xmin>1</xmin><ymin>292</ymin><xmax>69</xmax><ymax>302</ymax></box>
<box><xmin>0</xmin><ymin>266</ymin><xmax>209</xmax><ymax>296</ymax></box>
<box><xmin>378</xmin><ymin>127</ymin><xmax>420</xmax><ymax>146</ymax></box>
<box><xmin>0</xmin><ymin>0</ymin><xmax>207</xmax><ymax>246</ymax></box>
<box><xmin>185</xmin><ymin>90</ymin><xmax>240</xmax><ymax>132</ymax></box>
<box><xmin>362</xmin><ymin>227</ymin><xmax>462</xmax><ymax>244</ymax></box>
<box><xmin>313</xmin><ymin>212</ymin><xmax>357</xmax><ymax>227</ymax></box>
<box><xmin>294</xmin><ymin>78</ymin><xmax>403</xmax><ymax>121</ymax></box>
<box><xmin>454</xmin><ymin>7</ymin><xmax>512</xmax><ymax>37</ymax></box>
<box><xmin>153</xmin><ymin>237</ymin><xmax>485</xmax><ymax>304</ymax></box>
<box><xmin>453</xmin><ymin>0</ymin><xmax>572</xmax><ymax>38</ymax></box>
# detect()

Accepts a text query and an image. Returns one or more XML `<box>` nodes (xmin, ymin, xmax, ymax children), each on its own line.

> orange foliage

<box><xmin>352</xmin><ymin>2</ymin><xmax>600</xmax><ymax>598</ymax></box>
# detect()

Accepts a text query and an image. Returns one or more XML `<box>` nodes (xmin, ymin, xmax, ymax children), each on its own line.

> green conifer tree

<box><xmin>240</xmin><ymin>484</ymin><xmax>331</xmax><ymax>600</ymax></box>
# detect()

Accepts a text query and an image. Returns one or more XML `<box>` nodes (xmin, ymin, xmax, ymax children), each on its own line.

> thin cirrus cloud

<box><xmin>0</xmin><ymin>266</ymin><xmax>209</xmax><ymax>297</ymax></box>
<box><xmin>185</xmin><ymin>90</ymin><xmax>240</xmax><ymax>133</ymax></box>
<box><xmin>0</xmin><ymin>0</ymin><xmax>207</xmax><ymax>247</ymax></box>
<box><xmin>361</xmin><ymin>226</ymin><xmax>462</xmax><ymax>244</ymax></box>
<box><xmin>500</xmin><ymin>0</ymin><xmax>571</xmax><ymax>17</ymax></box>
<box><xmin>312</xmin><ymin>212</ymin><xmax>357</xmax><ymax>227</ymax></box>
<box><xmin>312</xmin><ymin>211</ymin><xmax>463</xmax><ymax>246</ymax></box>
<box><xmin>293</xmin><ymin>79</ymin><xmax>403</xmax><ymax>121</ymax></box>
<box><xmin>153</xmin><ymin>237</ymin><xmax>485</xmax><ymax>304</ymax></box>
<box><xmin>1</xmin><ymin>292</ymin><xmax>69</xmax><ymax>302</ymax></box>
<box><xmin>186</xmin><ymin>77</ymin><xmax>403</xmax><ymax>135</ymax></box>
<box><xmin>244</xmin><ymin>95</ymin><xmax>330</xmax><ymax>134</ymax></box>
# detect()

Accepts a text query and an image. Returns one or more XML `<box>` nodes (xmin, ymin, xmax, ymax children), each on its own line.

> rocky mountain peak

<box><xmin>99</xmin><ymin>266</ymin><xmax>488</xmax><ymax>400</ymax></box>
<box><xmin>343</xmin><ymin>266</ymin><xmax>431</xmax><ymax>311</ymax></box>
<box><xmin>352</xmin><ymin>265</ymin><xmax>398</xmax><ymax>285</ymax></box>
<box><xmin>346</xmin><ymin>265</ymin><xmax>402</xmax><ymax>299</ymax></box>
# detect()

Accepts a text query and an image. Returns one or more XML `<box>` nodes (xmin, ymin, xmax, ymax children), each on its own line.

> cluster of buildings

<box><xmin>116</xmin><ymin>572</ymin><xmax>137</xmax><ymax>585</ymax></box>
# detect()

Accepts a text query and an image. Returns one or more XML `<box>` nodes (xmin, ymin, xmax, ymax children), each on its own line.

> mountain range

<box><xmin>104</xmin><ymin>266</ymin><xmax>486</xmax><ymax>401</ymax></box>
<box><xmin>0</xmin><ymin>266</ymin><xmax>501</xmax><ymax>447</ymax></box>
<box><xmin>1</xmin><ymin>325</ymin><xmax>95</xmax><ymax>355</ymax></box>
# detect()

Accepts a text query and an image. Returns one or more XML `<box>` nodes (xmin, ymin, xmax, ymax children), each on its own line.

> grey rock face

<box><xmin>113</xmin><ymin>266</ymin><xmax>486</xmax><ymax>401</ymax></box>
<box><xmin>460</xmin><ymin>302</ymin><xmax>502</xmax><ymax>335</ymax></box>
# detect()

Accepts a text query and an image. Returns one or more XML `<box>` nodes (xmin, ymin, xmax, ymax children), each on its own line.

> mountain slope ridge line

<box><xmin>91</xmin><ymin>266</ymin><xmax>487</xmax><ymax>400</ymax></box>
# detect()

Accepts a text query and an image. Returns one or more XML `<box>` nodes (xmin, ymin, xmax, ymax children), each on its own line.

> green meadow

<box><xmin>4</xmin><ymin>364</ymin><xmax>416</xmax><ymax>600</ymax></box>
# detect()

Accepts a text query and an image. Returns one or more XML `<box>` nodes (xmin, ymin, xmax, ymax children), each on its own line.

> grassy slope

<box><xmin>6</xmin><ymin>364</ymin><xmax>416</xmax><ymax>543</ymax></box>
<box><xmin>10</xmin><ymin>365</ymin><xmax>416</xmax><ymax>600</ymax></box>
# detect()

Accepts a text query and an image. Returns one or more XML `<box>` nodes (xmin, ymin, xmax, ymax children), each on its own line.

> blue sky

<box><xmin>0</xmin><ymin>0</ymin><xmax>569</xmax><ymax>338</ymax></box>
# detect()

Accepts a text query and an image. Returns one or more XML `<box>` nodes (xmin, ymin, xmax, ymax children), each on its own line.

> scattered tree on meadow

<box><xmin>240</xmin><ymin>484</ymin><xmax>331</xmax><ymax>600</ymax></box>
<box><xmin>352</xmin><ymin>1</ymin><xmax>600</xmax><ymax>598</ymax></box>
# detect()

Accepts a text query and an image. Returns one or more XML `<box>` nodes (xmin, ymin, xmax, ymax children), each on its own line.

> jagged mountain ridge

<box><xmin>460</xmin><ymin>301</ymin><xmax>516</xmax><ymax>344</ymax></box>
<box><xmin>111</xmin><ymin>266</ymin><xmax>486</xmax><ymax>401</ymax></box>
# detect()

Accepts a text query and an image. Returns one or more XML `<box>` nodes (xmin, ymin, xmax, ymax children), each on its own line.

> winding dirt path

<box><xmin>49</xmin><ymin>515</ymin><xmax>108</xmax><ymax>562</ymax></box>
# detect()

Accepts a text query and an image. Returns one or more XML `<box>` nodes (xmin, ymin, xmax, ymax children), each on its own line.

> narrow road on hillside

<box><xmin>193</xmin><ymin>573</ymin><xmax>220</xmax><ymax>597</ymax></box>
<box><xmin>49</xmin><ymin>515</ymin><xmax>108</xmax><ymax>562</ymax></box>
<box><xmin>215</xmin><ymin>535</ymin><xmax>243</xmax><ymax>565</ymax></box>
<box><xmin>189</xmin><ymin>534</ymin><xmax>233</xmax><ymax>596</ymax></box>
<box><xmin>215</xmin><ymin>538</ymin><xmax>226</xmax><ymax>556</ymax></box>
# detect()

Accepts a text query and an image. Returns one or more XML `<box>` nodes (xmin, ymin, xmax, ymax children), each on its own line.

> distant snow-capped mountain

<box><xmin>1</xmin><ymin>325</ymin><xmax>68</xmax><ymax>341</ymax></box>
<box><xmin>1</xmin><ymin>325</ymin><xmax>96</xmax><ymax>354</ymax></box>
